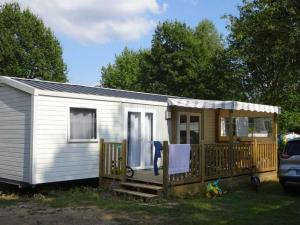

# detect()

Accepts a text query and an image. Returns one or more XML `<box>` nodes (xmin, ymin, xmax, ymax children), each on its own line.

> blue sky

<box><xmin>4</xmin><ymin>0</ymin><xmax>241</xmax><ymax>85</ymax></box>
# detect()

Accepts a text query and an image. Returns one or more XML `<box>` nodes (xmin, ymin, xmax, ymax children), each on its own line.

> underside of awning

<box><xmin>167</xmin><ymin>98</ymin><xmax>281</xmax><ymax>114</ymax></box>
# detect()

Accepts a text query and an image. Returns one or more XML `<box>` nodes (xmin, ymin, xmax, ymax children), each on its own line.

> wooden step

<box><xmin>113</xmin><ymin>188</ymin><xmax>158</xmax><ymax>199</ymax></box>
<box><xmin>120</xmin><ymin>182</ymin><xmax>163</xmax><ymax>191</ymax></box>
<box><xmin>127</xmin><ymin>177</ymin><xmax>162</xmax><ymax>185</ymax></box>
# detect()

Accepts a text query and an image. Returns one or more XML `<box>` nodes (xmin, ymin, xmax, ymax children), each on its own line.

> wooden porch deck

<box><xmin>128</xmin><ymin>169</ymin><xmax>163</xmax><ymax>185</ymax></box>
<box><xmin>99</xmin><ymin>140</ymin><xmax>278</xmax><ymax>198</ymax></box>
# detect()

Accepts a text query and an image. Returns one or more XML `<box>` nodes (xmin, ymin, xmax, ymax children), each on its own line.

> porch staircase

<box><xmin>113</xmin><ymin>181</ymin><xmax>163</xmax><ymax>201</ymax></box>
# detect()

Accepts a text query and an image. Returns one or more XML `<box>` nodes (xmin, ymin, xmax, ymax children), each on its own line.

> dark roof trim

<box><xmin>11</xmin><ymin>77</ymin><xmax>171</xmax><ymax>102</ymax></box>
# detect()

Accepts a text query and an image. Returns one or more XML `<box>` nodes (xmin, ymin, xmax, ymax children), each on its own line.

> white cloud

<box><xmin>1</xmin><ymin>0</ymin><xmax>167</xmax><ymax>44</ymax></box>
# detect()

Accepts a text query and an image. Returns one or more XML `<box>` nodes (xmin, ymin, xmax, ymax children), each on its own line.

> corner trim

<box><xmin>29</xmin><ymin>94</ymin><xmax>38</xmax><ymax>184</ymax></box>
<box><xmin>0</xmin><ymin>76</ymin><xmax>37</xmax><ymax>95</ymax></box>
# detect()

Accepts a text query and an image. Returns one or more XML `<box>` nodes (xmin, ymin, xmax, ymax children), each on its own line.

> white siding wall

<box><xmin>0</xmin><ymin>85</ymin><xmax>31</xmax><ymax>183</ymax></box>
<box><xmin>34</xmin><ymin>95</ymin><xmax>169</xmax><ymax>184</ymax></box>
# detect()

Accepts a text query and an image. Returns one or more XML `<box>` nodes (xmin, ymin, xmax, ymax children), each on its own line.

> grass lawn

<box><xmin>0</xmin><ymin>182</ymin><xmax>299</xmax><ymax>225</ymax></box>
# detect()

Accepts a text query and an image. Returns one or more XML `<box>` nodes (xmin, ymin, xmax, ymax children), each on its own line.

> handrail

<box><xmin>163</xmin><ymin>141</ymin><xmax>277</xmax><ymax>189</ymax></box>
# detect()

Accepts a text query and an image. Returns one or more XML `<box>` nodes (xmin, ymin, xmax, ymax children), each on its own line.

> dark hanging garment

<box><xmin>153</xmin><ymin>141</ymin><xmax>162</xmax><ymax>176</ymax></box>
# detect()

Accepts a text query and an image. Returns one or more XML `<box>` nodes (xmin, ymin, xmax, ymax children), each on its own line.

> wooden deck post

<box><xmin>163</xmin><ymin>141</ymin><xmax>169</xmax><ymax>198</ymax></box>
<box><xmin>229</xmin><ymin>110</ymin><xmax>234</xmax><ymax>177</ymax></box>
<box><xmin>122</xmin><ymin>139</ymin><xmax>127</xmax><ymax>181</ymax></box>
<box><xmin>274</xmin><ymin>113</ymin><xmax>278</xmax><ymax>172</ymax></box>
<box><xmin>215</xmin><ymin>109</ymin><xmax>220</xmax><ymax>143</ymax></box>
<box><xmin>253</xmin><ymin>138</ymin><xmax>258</xmax><ymax>170</ymax></box>
<box><xmin>201</xmin><ymin>142</ymin><xmax>205</xmax><ymax>183</ymax></box>
<box><xmin>99</xmin><ymin>139</ymin><xmax>105</xmax><ymax>185</ymax></box>
<box><xmin>171</xmin><ymin>107</ymin><xmax>177</xmax><ymax>144</ymax></box>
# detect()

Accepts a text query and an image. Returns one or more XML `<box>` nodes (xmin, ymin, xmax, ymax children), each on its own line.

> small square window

<box><xmin>70</xmin><ymin>108</ymin><xmax>97</xmax><ymax>140</ymax></box>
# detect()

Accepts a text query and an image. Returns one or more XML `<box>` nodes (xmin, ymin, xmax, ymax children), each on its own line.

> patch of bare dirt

<box><xmin>0</xmin><ymin>202</ymin><xmax>164</xmax><ymax>225</ymax></box>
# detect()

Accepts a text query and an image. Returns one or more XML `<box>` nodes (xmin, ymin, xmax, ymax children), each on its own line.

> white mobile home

<box><xmin>0</xmin><ymin>76</ymin><xmax>280</xmax><ymax>189</ymax></box>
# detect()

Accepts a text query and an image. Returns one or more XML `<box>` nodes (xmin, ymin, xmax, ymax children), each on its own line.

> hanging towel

<box><xmin>168</xmin><ymin>144</ymin><xmax>190</xmax><ymax>175</ymax></box>
<box><xmin>153</xmin><ymin>141</ymin><xmax>162</xmax><ymax>176</ymax></box>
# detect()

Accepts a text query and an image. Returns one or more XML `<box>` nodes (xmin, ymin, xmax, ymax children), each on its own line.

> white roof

<box><xmin>168</xmin><ymin>98</ymin><xmax>281</xmax><ymax>114</ymax></box>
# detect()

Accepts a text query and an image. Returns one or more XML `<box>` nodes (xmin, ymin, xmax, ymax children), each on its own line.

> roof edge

<box><xmin>0</xmin><ymin>76</ymin><xmax>37</xmax><ymax>95</ymax></box>
<box><xmin>36</xmin><ymin>89</ymin><xmax>168</xmax><ymax>106</ymax></box>
<box><xmin>10</xmin><ymin>76</ymin><xmax>177</xmax><ymax>100</ymax></box>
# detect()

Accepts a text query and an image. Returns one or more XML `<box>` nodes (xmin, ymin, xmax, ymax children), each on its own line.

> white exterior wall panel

<box><xmin>0</xmin><ymin>85</ymin><xmax>31</xmax><ymax>183</ymax></box>
<box><xmin>34</xmin><ymin>95</ymin><xmax>170</xmax><ymax>184</ymax></box>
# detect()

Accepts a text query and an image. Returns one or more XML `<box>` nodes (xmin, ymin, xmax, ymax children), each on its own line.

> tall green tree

<box><xmin>101</xmin><ymin>20</ymin><xmax>233</xmax><ymax>100</ymax></box>
<box><xmin>139</xmin><ymin>21</ymin><xmax>199</xmax><ymax>97</ymax></box>
<box><xmin>140</xmin><ymin>20</ymin><xmax>226</xmax><ymax>99</ymax></box>
<box><xmin>194</xmin><ymin>20</ymin><xmax>245</xmax><ymax>100</ymax></box>
<box><xmin>194</xmin><ymin>19</ymin><xmax>223</xmax><ymax>57</ymax></box>
<box><xmin>101</xmin><ymin>47</ymin><xmax>146</xmax><ymax>91</ymax></box>
<box><xmin>227</xmin><ymin>0</ymin><xmax>300</xmax><ymax>132</ymax></box>
<box><xmin>0</xmin><ymin>3</ymin><xmax>67</xmax><ymax>82</ymax></box>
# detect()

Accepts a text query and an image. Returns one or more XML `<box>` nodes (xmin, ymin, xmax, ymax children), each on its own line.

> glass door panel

<box><xmin>144</xmin><ymin>113</ymin><xmax>153</xmax><ymax>167</ymax></box>
<box><xmin>179</xmin><ymin>114</ymin><xmax>187</xmax><ymax>144</ymax></box>
<box><xmin>190</xmin><ymin>115</ymin><xmax>200</xmax><ymax>144</ymax></box>
<box><xmin>128</xmin><ymin>112</ymin><xmax>141</xmax><ymax>167</ymax></box>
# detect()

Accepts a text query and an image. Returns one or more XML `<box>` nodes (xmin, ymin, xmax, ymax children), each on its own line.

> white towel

<box><xmin>168</xmin><ymin>144</ymin><xmax>190</xmax><ymax>175</ymax></box>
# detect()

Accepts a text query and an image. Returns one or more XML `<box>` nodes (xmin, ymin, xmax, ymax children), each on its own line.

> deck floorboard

<box><xmin>128</xmin><ymin>169</ymin><xmax>163</xmax><ymax>185</ymax></box>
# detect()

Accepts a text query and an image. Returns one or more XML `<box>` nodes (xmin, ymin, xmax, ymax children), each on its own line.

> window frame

<box><xmin>68</xmin><ymin>107</ymin><xmax>98</xmax><ymax>143</ymax></box>
<box><xmin>176</xmin><ymin>112</ymin><xmax>201</xmax><ymax>144</ymax></box>
<box><xmin>218</xmin><ymin>112</ymin><xmax>274</xmax><ymax>142</ymax></box>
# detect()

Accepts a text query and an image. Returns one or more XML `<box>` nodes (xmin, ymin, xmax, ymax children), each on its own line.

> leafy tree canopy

<box><xmin>101</xmin><ymin>2</ymin><xmax>300</xmax><ymax>132</ymax></box>
<box><xmin>101</xmin><ymin>47</ymin><xmax>147</xmax><ymax>91</ymax></box>
<box><xmin>0</xmin><ymin>3</ymin><xmax>67</xmax><ymax>82</ymax></box>
<box><xmin>227</xmin><ymin>0</ymin><xmax>300</xmax><ymax>132</ymax></box>
<box><xmin>140</xmin><ymin>21</ymin><xmax>203</xmax><ymax>97</ymax></box>
<box><xmin>101</xmin><ymin>20</ymin><xmax>228</xmax><ymax>99</ymax></box>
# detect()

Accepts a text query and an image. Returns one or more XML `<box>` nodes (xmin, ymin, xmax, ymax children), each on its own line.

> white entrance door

<box><xmin>127</xmin><ymin>111</ymin><xmax>154</xmax><ymax>169</ymax></box>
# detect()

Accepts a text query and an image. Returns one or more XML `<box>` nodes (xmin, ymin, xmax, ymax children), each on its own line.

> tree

<box><xmin>101</xmin><ymin>20</ymin><xmax>232</xmax><ymax>100</ymax></box>
<box><xmin>0</xmin><ymin>3</ymin><xmax>67</xmax><ymax>82</ymax></box>
<box><xmin>139</xmin><ymin>20</ymin><xmax>226</xmax><ymax>99</ymax></box>
<box><xmin>101</xmin><ymin>47</ymin><xmax>146</xmax><ymax>91</ymax></box>
<box><xmin>139</xmin><ymin>21</ymin><xmax>197</xmax><ymax>96</ymax></box>
<box><xmin>194</xmin><ymin>20</ymin><xmax>245</xmax><ymax>100</ymax></box>
<box><xmin>227</xmin><ymin>0</ymin><xmax>300</xmax><ymax>131</ymax></box>
<box><xmin>208</xmin><ymin>49</ymin><xmax>247</xmax><ymax>101</ymax></box>
<box><xmin>194</xmin><ymin>19</ymin><xmax>223</xmax><ymax>57</ymax></box>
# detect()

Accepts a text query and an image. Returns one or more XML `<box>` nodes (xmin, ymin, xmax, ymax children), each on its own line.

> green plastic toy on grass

<box><xmin>206</xmin><ymin>178</ymin><xmax>222</xmax><ymax>198</ymax></box>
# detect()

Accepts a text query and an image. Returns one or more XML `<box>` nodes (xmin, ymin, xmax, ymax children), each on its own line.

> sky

<box><xmin>2</xmin><ymin>0</ymin><xmax>242</xmax><ymax>85</ymax></box>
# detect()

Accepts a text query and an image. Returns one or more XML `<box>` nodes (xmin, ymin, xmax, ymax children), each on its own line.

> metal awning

<box><xmin>167</xmin><ymin>98</ymin><xmax>281</xmax><ymax>114</ymax></box>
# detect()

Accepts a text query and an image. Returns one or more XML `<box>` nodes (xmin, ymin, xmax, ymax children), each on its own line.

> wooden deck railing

<box><xmin>99</xmin><ymin>139</ymin><xmax>127</xmax><ymax>181</ymax></box>
<box><xmin>163</xmin><ymin>141</ymin><xmax>277</xmax><ymax>195</ymax></box>
<box><xmin>204</xmin><ymin>143</ymin><xmax>232</xmax><ymax>179</ymax></box>
<box><xmin>98</xmin><ymin>139</ymin><xmax>277</xmax><ymax>197</ymax></box>
<box><xmin>168</xmin><ymin>144</ymin><xmax>203</xmax><ymax>185</ymax></box>
<box><xmin>255</xmin><ymin>142</ymin><xmax>277</xmax><ymax>172</ymax></box>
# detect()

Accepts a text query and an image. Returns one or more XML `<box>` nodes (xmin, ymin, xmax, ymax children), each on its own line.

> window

<box><xmin>179</xmin><ymin>115</ymin><xmax>187</xmax><ymax>144</ymax></box>
<box><xmin>190</xmin><ymin>116</ymin><xmax>200</xmax><ymax>144</ymax></box>
<box><xmin>221</xmin><ymin>118</ymin><xmax>237</xmax><ymax>136</ymax></box>
<box><xmin>220</xmin><ymin>117</ymin><xmax>272</xmax><ymax>138</ymax></box>
<box><xmin>177</xmin><ymin>113</ymin><xmax>201</xmax><ymax>144</ymax></box>
<box><xmin>70</xmin><ymin>108</ymin><xmax>97</xmax><ymax>140</ymax></box>
<box><xmin>248</xmin><ymin>117</ymin><xmax>272</xmax><ymax>137</ymax></box>
<box><xmin>286</xmin><ymin>141</ymin><xmax>300</xmax><ymax>156</ymax></box>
